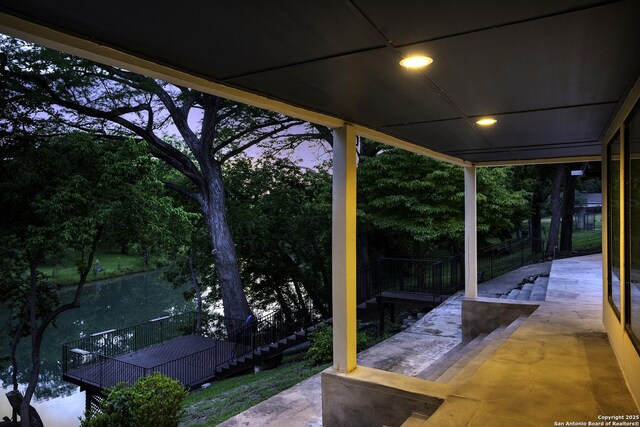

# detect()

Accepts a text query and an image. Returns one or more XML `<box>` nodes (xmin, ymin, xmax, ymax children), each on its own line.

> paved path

<box><xmin>218</xmin><ymin>261</ymin><xmax>552</xmax><ymax>427</ymax></box>
<box><xmin>219</xmin><ymin>257</ymin><xmax>640</xmax><ymax>426</ymax></box>
<box><xmin>427</xmin><ymin>254</ymin><xmax>639</xmax><ymax>426</ymax></box>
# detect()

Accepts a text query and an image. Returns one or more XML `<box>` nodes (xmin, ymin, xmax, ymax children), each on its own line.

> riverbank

<box><xmin>0</xmin><ymin>269</ymin><xmax>195</xmax><ymax>426</ymax></box>
<box><xmin>38</xmin><ymin>249</ymin><xmax>162</xmax><ymax>286</ymax></box>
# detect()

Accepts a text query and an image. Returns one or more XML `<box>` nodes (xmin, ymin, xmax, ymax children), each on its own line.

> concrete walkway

<box><xmin>219</xmin><ymin>261</ymin><xmax>552</xmax><ymax>427</ymax></box>
<box><xmin>219</xmin><ymin>255</ymin><xmax>639</xmax><ymax>426</ymax></box>
<box><xmin>426</xmin><ymin>254</ymin><xmax>639</xmax><ymax>426</ymax></box>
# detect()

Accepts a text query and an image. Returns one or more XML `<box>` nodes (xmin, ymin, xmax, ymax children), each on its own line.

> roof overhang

<box><xmin>1</xmin><ymin>1</ymin><xmax>638</xmax><ymax>166</ymax></box>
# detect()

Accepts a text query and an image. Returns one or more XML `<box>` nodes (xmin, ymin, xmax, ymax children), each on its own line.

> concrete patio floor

<box><xmin>426</xmin><ymin>254</ymin><xmax>639</xmax><ymax>426</ymax></box>
<box><xmin>219</xmin><ymin>255</ymin><xmax>639</xmax><ymax>426</ymax></box>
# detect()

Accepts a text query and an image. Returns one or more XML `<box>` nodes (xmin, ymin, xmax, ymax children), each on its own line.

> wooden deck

<box><xmin>63</xmin><ymin>335</ymin><xmax>250</xmax><ymax>392</ymax></box>
<box><xmin>377</xmin><ymin>291</ymin><xmax>447</xmax><ymax>306</ymax></box>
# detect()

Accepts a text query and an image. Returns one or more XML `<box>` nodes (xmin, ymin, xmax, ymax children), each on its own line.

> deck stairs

<box><xmin>214</xmin><ymin>321</ymin><xmax>327</xmax><ymax>380</ymax></box>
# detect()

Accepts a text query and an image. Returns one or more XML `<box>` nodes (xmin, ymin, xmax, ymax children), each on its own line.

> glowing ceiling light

<box><xmin>475</xmin><ymin>118</ymin><xmax>498</xmax><ymax>126</ymax></box>
<box><xmin>399</xmin><ymin>55</ymin><xmax>433</xmax><ymax>69</ymax></box>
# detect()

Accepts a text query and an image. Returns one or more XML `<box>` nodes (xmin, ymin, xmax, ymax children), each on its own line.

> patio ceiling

<box><xmin>0</xmin><ymin>0</ymin><xmax>639</xmax><ymax>164</ymax></box>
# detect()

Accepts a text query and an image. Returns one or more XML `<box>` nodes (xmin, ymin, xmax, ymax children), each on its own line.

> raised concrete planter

<box><xmin>322</xmin><ymin>366</ymin><xmax>449</xmax><ymax>427</ymax></box>
<box><xmin>461</xmin><ymin>297</ymin><xmax>539</xmax><ymax>341</ymax></box>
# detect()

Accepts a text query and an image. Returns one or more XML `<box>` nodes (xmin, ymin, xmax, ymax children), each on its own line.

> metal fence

<box><xmin>356</xmin><ymin>237</ymin><xmax>547</xmax><ymax>304</ymax></box>
<box><xmin>357</xmin><ymin>256</ymin><xmax>464</xmax><ymax>304</ymax></box>
<box><xmin>62</xmin><ymin>304</ymin><xmax>320</xmax><ymax>390</ymax></box>
<box><xmin>63</xmin><ymin>311</ymin><xmax>197</xmax><ymax>372</ymax></box>
<box><xmin>62</xmin><ymin>312</ymin><xmax>242</xmax><ymax>379</ymax></box>
<box><xmin>477</xmin><ymin>237</ymin><xmax>545</xmax><ymax>282</ymax></box>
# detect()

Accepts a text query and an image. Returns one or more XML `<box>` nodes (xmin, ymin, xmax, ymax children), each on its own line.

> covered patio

<box><xmin>1</xmin><ymin>1</ymin><xmax>639</xmax><ymax>425</ymax></box>
<box><xmin>219</xmin><ymin>255</ymin><xmax>638</xmax><ymax>426</ymax></box>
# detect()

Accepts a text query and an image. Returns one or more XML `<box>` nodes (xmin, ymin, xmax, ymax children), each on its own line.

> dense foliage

<box><xmin>0</xmin><ymin>132</ymin><xmax>187</xmax><ymax>422</ymax></box>
<box><xmin>357</xmin><ymin>145</ymin><xmax>530</xmax><ymax>257</ymax></box>
<box><xmin>80</xmin><ymin>373</ymin><xmax>188</xmax><ymax>427</ymax></box>
<box><xmin>0</xmin><ymin>34</ymin><xmax>330</xmax><ymax>324</ymax></box>
<box><xmin>224</xmin><ymin>156</ymin><xmax>332</xmax><ymax>317</ymax></box>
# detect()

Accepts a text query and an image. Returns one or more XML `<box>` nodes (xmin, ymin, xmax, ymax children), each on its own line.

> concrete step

<box><xmin>436</xmin><ymin>326</ymin><xmax>506</xmax><ymax>383</ymax></box>
<box><xmin>400</xmin><ymin>412</ymin><xmax>429</xmax><ymax>427</ymax></box>
<box><xmin>517</xmin><ymin>283</ymin><xmax>533</xmax><ymax>300</ymax></box>
<box><xmin>415</xmin><ymin>342</ymin><xmax>466</xmax><ymax>381</ymax></box>
<box><xmin>447</xmin><ymin>315</ymin><xmax>528</xmax><ymax>388</ymax></box>
<box><xmin>529</xmin><ymin>277</ymin><xmax>549</xmax><ymax>301</ymax></box>
<box><xmin>416</xmin><ymin>333</ymin><xmax>488</xmax><ymax>381</ymax></box>
<box><xmin>507</xmin><ymin>289</ymin><xmax>520</xmax><ymax>299</ymax></box>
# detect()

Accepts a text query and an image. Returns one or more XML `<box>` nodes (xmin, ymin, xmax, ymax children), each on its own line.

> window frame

<box><xmin>608</xmin><ymin>130</ymin><xmax>622</xmax><ymax>320</ymax></box>
<box><xmin>624</xmin><ymin>102</ymin><xmax>640</xmax><ymax>356</ymax></box>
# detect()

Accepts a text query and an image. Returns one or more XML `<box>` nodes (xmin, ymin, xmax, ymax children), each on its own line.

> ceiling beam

<box><xmin>476</xmin><ymin>155</ymin><xmax>601</xmax><ymax>167</ymax></box>
<box><xmin>0</xmin><ymin>10</ymin><xmax>474</xmax><ymax>167</ymax></box>
<box><xmin>0</xmin><ymin>11</ymin><xmax>345</xmax><ymax>128</ymax></box>
<box><xmin>355</xmin><ymin>126</ymin><xmax>469</xmax><ymax>167</ymax></box>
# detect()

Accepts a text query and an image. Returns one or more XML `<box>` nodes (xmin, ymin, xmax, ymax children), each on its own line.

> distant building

<box><xmin>575</xmin><ymin>193</ymin><xmax>602</xmax><ymax>230</ymax></box>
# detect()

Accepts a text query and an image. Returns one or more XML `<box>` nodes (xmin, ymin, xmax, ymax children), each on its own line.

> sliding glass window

<box><xmin>609</xmin><ymin>133</ymin><xmax>622</xmax><ymax>318</ymax></box>
<box><xmin>626</xmin><ymin>104</ymin><xmax>640</xmax><ymax>352</ymax></box>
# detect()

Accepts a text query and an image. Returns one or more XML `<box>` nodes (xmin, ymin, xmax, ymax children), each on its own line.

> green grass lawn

<box><xmin>39</xmin><ymin>248</ymin><xmax>157</xmax><ymax>286</ymax></box>
<box><xmin>180</xmin><ymin>354</ymin><xmax>330</xmax><ymax>427</ymax></box>
<box><xmin>539</xmin><ymin>216</ymin><xmax>602</xmax><ymax>254</ymax></box>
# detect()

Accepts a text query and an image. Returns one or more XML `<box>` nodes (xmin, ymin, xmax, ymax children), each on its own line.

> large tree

<box><xmin>0</xmin><ymin>36</ymin><xmax>326</xmax><ymax>322</ymax></box>
<box><xmin>357</xmin><ymin>146</ymin><xmax>530</xmax><ymax>258</ymax></box>
<box><xmin>224</xmin><ymin>156</ymin><xmax>332</xmax><ymax>318</ymax></box>
<box><xmin>546</xmin><ymin>164</ymin><xmax>566</xmax><ymax>256</ymax></box>
<box><xmin>560</xmin><ymin>165</ymin><xmax>578</xmax><ymax>252</ymax></box>
<box><xmin>0</xmin><ymin>133</ymin><xmax>172</xmax><ymax>426</ymax></box>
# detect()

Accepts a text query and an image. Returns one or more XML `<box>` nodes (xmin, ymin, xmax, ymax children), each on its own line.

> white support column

<box><xmin>332</xmin><ymin>124</ymin><xmax>357</xmax><ymax>373</ymax></box>
<box><xmin>464</xmin><ymin>165</ymin><xmax>478</xmax><ymax>299</ymax></box>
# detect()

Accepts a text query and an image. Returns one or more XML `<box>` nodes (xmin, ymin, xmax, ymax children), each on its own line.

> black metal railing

<box><xmin>357</xmin><ymin>257</ymin><xmax>464</xmax><ymax>305</ymax></box>
<box><xmin>356</xmin><ymin>237</ymin><xmax>546</xmax><ymax>306</ymax></box>
<box><xmin>62</xmin><ymin>312</ymin><xmax>242</xmax><ymax>378</ymax></box>
<box><xmin>63</xmin><ymin>312</ymin><xmax>196</xmax><ymax>365</ymax></box>
<box><xmin>477</xmin><ymin>237</ymin><xmax>544</xmax><ymax>281</ymax></box>
<box><xmin>62</xmin><ymin>303</ymin><xmax>320</xmax><ymax>390</ymax></box>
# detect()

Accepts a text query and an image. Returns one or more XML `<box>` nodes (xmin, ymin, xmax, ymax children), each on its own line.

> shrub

<box><xmin>306</xmin><ymin>325</ymin><xmax>333</xmax><ymax>365</ymax></box>
<box><xmin>81</xmin><ymin>373</ymin><xmax>188</xmax><ymax>427</ymax></box>
<box><xmin>306</xmin><ymin>325</ymin><xmax>378</xmax><ymax>365</ymax></box>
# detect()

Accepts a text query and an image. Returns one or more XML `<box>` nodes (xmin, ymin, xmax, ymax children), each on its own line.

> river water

<box><xmin>0</xmin><ymin>270</ymin><xmax>195</xmax><ymax>426</ymax></box>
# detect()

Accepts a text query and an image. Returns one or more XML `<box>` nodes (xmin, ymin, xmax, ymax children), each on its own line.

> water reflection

<box><xmin>0</xmin><ymin>270</ymin><xmax>194</xmax><ymax>424</ymax></box>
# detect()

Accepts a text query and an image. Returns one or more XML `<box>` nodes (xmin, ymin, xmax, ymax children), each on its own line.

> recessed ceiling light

<box><xmin>399</xmin><ymin>56</ymin><xmax>433</xmax><ymax>69</ymax></box>
<box><xmin>475</xmin><ymin>118</ymin><xmax>497</xmax><ymax>126</ymax></box>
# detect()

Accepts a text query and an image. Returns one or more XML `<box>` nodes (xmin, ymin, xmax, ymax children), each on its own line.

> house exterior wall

<box><xmin>602</xmin><ymin>75</ymin><xmax>640</xmax><ymax>410</ymax></box>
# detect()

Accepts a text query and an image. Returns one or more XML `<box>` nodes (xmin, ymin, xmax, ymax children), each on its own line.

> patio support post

<box><xmin>331</xmin><ymin>124</ymin><xmax>358</xmax><ymax>373</ymax></box>
<box><xmin>465</xmin><ymin>165</ymin><xmax>478</xmax><ymax>299</ymax></box>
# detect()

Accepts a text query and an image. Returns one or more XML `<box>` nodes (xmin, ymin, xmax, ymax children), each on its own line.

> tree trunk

<box><xmin>274</xmin><ymin>288</ymin><xmax>294</xmax><ymax>324</ymax></box>
<box><xmin>19</xmin><ymin>230</ymin><xmax>99</xmax><ymax>427</ymax></box>
<box><xmin>291</xmin><ymin>280</ymin><xmax>311</xmax><ymax>323</ymax></box>
<box><xmin>560</xmin><ymin>166</ymin><xmax>577</xmax><ymax>252</ymax></box>
<box><xmin>188</xmin><ymin>253</ymin><xmax>203</xmax><ymax>333</ymax></box>
<box><xmin>202</xmin><ymin>162</ymin><xmax>252</xmax><ymax>325</ymax></box>
<box><xmin>546</xmin><ymin>164</ymin><xmax>565</xmax><ymax>257</ymax></box>
<box><xmin>9</xmin><ymin>316</ymin><xmax>24</xmax><ymax>423</ymax></box>
<box><xmin>20</xmin><ymin>261</ymin><xmax>40</xmax><ymax>427</ymax></box>
<box><xmin>531</xmin><ymin>185</ymin><xmax>544</xmax><ymax>255</ymax></box>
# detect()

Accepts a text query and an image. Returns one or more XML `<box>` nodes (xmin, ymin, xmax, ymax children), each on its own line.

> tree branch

<box><xmin>219</xmin><ymin>121</ymin><xmax>304</xmax><ymax>162</ymax></box>
<box><xmin>163</xmin><ymin>181</ymin><xmax>204</xmax><ymax>206</ymax></box>
<box><xmin>13</xmin><ymin>69</ymin><xmax>206</xmax><ymax>192</ymax></box>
